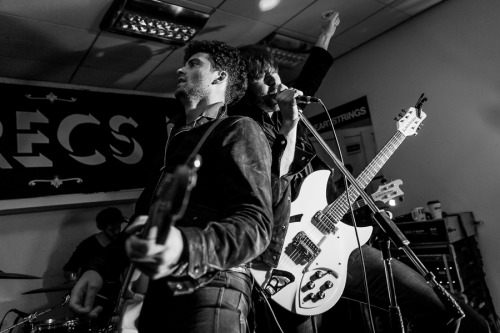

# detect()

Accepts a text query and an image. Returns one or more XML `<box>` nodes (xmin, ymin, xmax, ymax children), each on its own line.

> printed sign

<box><xmin>0</xmin><ymin>81</ymin><xmax>181</xmax><ymax>200</ymax></box>
<box><xmin>308</xmin><ymin>96</ymin><xmax>371</xmax><ymax>133</ymax></box>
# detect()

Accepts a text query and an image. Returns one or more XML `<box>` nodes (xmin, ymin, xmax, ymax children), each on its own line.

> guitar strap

<box><xmin>185</xmin><ymin>117</ymin><xmax>224</xmax><ymax>165</ymax></box>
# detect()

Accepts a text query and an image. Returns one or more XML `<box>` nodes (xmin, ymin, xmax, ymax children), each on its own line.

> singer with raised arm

<box><xmin>68</xmin><ymin>40</ymin><xmax>273</xmax><ymax>333</ymax></box>
<box><xmin>229</xmin><ymin>10</ymin><xmax>489</xmax><ymax>333</ymax></box>
<box><xmin>228</xmin><ymin>10</ymin><xmax>340</xmax><ymax>333</ymax></box>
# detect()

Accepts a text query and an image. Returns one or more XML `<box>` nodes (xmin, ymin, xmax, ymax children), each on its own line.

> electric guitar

<box><xmin>108</xmin><ymin>160</ymin><xmax>199</xmax><ymax>333</ymax></box>
<box><xmin>250</xmin><ymin>107</ymin><xmax>425</xmax><ymax>316</ymax></box>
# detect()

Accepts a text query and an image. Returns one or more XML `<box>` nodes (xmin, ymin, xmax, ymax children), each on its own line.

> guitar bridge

<box><xmin>312</xmin><ymin>211</ymin><xmax>338</xmax><ymax>235</ymax></box>
<box><xmin>291</xmin><ymin>231</ymin><xmax>321</xmax><ymax>265</ymax></box>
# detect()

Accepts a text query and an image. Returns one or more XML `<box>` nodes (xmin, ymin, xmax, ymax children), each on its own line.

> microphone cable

<box><xmin>314</xmin><ymin>99</ymin><xmax>377</xmax><ymax>333</ymax></box>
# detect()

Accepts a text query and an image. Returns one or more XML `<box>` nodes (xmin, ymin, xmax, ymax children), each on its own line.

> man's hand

<box><xmin>321</xmin><ymin>10</ymin><xmax>340</xmax><ymax>37</ymax></box>
<box><xmin>316</xmin><ymin>10</ymin><xmax>341</xmax><ymax>50</ymax></box>
<box><xmin>276</xmin><ymin>86</ymin><xmax>303</xmax><ymax>176</ymax></box>
<box><xmin>276</xmin><ymin>86</ymin><xmax>303</xmax><ymax>130</ymax></box>
<box><xmin>125</xmin><ymin>226</ymin><xmax>184</xmax><ymax>280</ymax></box>
<box><xmin>69</xmin><ymin>270</ymin><xmax>104</xmax><ymax>318</ymax></box>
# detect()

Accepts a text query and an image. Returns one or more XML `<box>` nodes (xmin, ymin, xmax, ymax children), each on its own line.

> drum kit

<box><xmin>0</xmin><ymin>270</ymin><xmax>110</xmax><ymax>333</ymax></box>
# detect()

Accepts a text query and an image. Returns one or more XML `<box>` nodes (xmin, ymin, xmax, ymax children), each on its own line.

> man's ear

<box><xmin>212</xmin><ymin>71</ymin><xmax>227</xmax><ymax>84</ymax></box>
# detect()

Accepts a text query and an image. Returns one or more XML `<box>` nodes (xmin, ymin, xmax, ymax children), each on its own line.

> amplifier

<box><xmin>392</xmin><ymin>243</ymin><xmax>464</xmax><ymax>293</ymax></box>
<box><xmin>394</xmin><ymin>212</ymin><xmax>476</xmax><ymax>244</ymax></box>
<box><xmin>391</xmin><ymin>237</ymin><xmax>500</xmax><ymax>332</ymax></box>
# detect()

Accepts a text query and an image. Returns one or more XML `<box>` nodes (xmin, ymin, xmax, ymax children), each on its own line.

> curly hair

<box><xmin>237</xmin><ymin>45</ymin><xmax>278</xmax><ymax>82</ymax></box>
<box><xmin>184</xmin><ymin>40</ymin><xmax>248</xmax><ymax>105</ymax></box>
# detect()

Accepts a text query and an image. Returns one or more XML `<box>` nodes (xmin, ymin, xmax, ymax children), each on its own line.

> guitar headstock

<box><xmin>371</xmin><ymin>179</ymin><xmax>404</xmax><ymax>204</ymax></box>
<box><xmin>395</xmin><ymin>107</ymin><xmax>427</xmax><ymax>136</ymax></box>
<box><xmin>395</xmin><ymin>94</ymin><xmax>428</xmax><ymax>136</ymax></box>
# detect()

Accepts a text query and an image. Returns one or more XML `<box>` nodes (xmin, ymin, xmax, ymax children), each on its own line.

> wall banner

<box><xmin>0</xmin><ymin>81</ymin><xmax>180</xmax><ymax>200</ymax></box>
<box><xmin>307</xmin><ymin>95</ymin><xmax>371</xmax><ymax>133</ymax></box>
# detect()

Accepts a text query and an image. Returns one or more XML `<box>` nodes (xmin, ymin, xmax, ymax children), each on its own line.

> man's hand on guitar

<box><xmin>69</xmin><ymin>270</ymin><xmax>104</xmax><ymax>318</ymax></box>
<box><xmin>125</xmin><ymin>225</ymin><xmax>184</xmax><ymax>280</ymax></box>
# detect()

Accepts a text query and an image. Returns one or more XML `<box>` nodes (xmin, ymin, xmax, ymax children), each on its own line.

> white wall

<box><xmin>307</xmin><ymin>0</ymin><xmax>500</xmax><ymax>312</ymax></box>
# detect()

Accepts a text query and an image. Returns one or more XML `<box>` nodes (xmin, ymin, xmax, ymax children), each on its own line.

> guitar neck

<box><xmin>351</xmin><ymin>197</ymin><xmax>367</xmax><ymax>211</ymax></box>
<box><xmin>326</xmin><ymin>131</ymin><xmax>406</xmax><ymax>221</ymax></box>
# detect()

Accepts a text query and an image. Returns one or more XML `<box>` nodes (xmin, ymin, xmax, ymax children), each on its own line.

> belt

<box><xmin>226</xmin><ymin>265</ymin><xmax>248</xmax><ymax>273</ymax></box>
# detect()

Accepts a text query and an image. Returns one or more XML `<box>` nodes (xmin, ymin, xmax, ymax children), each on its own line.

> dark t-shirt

<box><xmin>63</xmin><ymin>234</ymin><xmax>103</xmax><ymax>274</ymax></box>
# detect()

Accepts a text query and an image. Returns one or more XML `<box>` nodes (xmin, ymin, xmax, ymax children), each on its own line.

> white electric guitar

<box><xmin>250</xmin><ymin>106</ymin><xmax>425</xmax><ymax>316</ymax></box>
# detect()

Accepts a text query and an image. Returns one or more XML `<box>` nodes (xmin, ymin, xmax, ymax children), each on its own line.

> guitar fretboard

<box><xmin>325</xmin><ymin>131</ymin><xmax>406</xmax><ymax>221</ymax></box>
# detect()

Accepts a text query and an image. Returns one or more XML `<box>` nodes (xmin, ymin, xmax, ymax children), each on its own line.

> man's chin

<box><xmin>257</xmin><ymin>96</ymin><xmax>278</xmax><ymax>112</ymax></box>
<box><xmin>174</xmin><ymin>90</ymin><xmax>185</xmax><ymax>99</ymax></box>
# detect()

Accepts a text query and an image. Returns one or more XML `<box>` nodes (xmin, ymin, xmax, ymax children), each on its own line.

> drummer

<box><xmin>63</xmin><ymin>207</ymin><xmax>127</xmax><ymax>282</ymax></box>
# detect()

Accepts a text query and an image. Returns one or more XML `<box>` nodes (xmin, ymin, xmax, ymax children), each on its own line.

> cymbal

<box><xmin>23</xmin><ymin>282</ymin><xmax>76</xmax><ymax>295</ymax></box>
<box><xmin>0</xmin><ymin>270</ymin><xmax>41</xmax><ymax>279</ymax></box>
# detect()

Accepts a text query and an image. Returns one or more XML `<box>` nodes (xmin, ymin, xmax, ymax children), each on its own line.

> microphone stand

<box><xmin>298</xmin><ymin>102</ymin><xmax>464</xmax><ymax>332</ymax></box>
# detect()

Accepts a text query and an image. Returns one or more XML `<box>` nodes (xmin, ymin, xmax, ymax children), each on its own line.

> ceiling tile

<box><xmin>374</xmin><ymin>0</ymin><xmax>398</xmax><ymax>4</ymax></box>
<box><xmin>331</xmin><ymin>6</ymin><xmax>410</xmax><ymax>49</ymax></box>
<box><xmin>160</xmin><ymin>0</ymin><xmax>216</xmax><ymax>13</ymax></box>
<box><xmin>282</xmin><ymin>0</ymin><xmax>385</xmax><ymax>39</ymax></box>
<box><xmin>0</xmin><ymin>13</ymin><xmax>97</xmax><ymax>82</ymax></box>
<box><xmin>71</xmin><ymin>67</ymin><xmax>156</xmax><ymax>90</ymax></box>
<box><xmin>389</xmin><ymin>0</ymin><xmax>443</xmax><ymax>15</ymax></box>
<box><xmin>219</xmin><ymin>0</ymin><xmax>315</xmax><ymax>27</ymax></box>
<box><xmin>79</xmin><ymin>33</ymin><xmax>175</xmax><ymax>73</ymax></box>
<box><xmin>195</xmin><ymin>9</ymin><xmax>277</xmax><ymax>46</ymax></box>
<box><xmin>0</xmin><ymin>0</ymin><xmax>113</xmax><ymax>31</ymax></box>
<box><xmin>0</xmin><ymin>56</ymin><xmax>77</xmax><ymax>82</ymax></box>
<box><xmin>185</xmin><ymin>0</ymin><xmax>225</xmax><ymax>8</ymax></box>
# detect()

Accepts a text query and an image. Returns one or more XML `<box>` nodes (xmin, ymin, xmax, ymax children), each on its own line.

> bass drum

<box><xmin>24</xmin><ymin>317</ymin><xmax>94</xmax><ymax>333</ymax></box>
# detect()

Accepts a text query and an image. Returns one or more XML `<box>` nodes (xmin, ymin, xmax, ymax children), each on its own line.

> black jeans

<box><xmin>340</xmin><ymin>245</ymin><xmax>489</xmax><ymax>333</ymax></box>
<box><xmin>139</xmin><ymin>270</ymin><xmax>252</xmax><ymax>333</ymax></box>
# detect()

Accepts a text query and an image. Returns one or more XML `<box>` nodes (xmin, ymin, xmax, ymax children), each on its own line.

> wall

<box><xmin>307</xmin><ymin>0</ymin><xmax>500</xmax><ymax>312</ymax></box>
<box><xmin>0</xmin><ymin>202</ymin><xmax>135</xmax><ymax>330</ymax></box>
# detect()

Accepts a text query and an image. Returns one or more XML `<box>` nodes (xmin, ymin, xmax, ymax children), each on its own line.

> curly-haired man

<box><xmin>69</xmin><ymin>40</ymin><xmax>273</xmax><ymax>333</ymax></box>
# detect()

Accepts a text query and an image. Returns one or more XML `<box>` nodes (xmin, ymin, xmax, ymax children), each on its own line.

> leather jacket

<box><xmin>87</xmin><ymin>110</ymin><xmax>273</xmax><ymax>295</ymax></box>
<box><xmin>228</xmin><ymin>46</ymin><xmax>334</xmax><ymax>267</ymax></box>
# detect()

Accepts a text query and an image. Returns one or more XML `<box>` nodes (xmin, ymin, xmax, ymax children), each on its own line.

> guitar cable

<box><xmin>316</xmin><ymin>100</ymin><xmax>377</xmax><ymax>333</ymax></box>
<box><xmin>254</xmin><ymin>283</ymin><xmax>285</xmax><ymax>333</ymax></box>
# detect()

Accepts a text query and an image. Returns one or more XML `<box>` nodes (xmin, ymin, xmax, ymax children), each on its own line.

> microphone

<box><xmin>295</xmin><ymin>95</ymin><xmax>321</xmax><ymax>104</ymax></box>
<box><xmin>268</xmin><ymin>93</ymin><xmax>321</xmax><ymax>104</ymax></box>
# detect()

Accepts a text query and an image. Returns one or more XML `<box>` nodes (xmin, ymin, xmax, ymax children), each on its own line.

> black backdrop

<box><xmin>0</xmin><ymin>81</ymin><xmax>182</xmax><ymax>200</ymax></box>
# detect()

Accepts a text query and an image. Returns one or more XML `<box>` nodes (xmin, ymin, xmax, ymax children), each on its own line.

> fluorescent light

<box><xmin>102</xmin><ymin>0</ymin><xmax>209</xmax><ymax>46</ymax></box>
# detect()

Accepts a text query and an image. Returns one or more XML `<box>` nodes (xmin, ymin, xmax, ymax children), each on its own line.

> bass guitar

<box><xmin>250</xmin><ymin>107</ymin><xmax>425</xmax><ymax>316</ymax></box>
<box><xmin>351</xmin><ymin>179</ymin><xmax>403</xmax><ymax>211</ymax></box>
<box><xmin>108</xmin><ymin>160</ymin><xmax>200</xmax><ymax>333</ymax></box>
